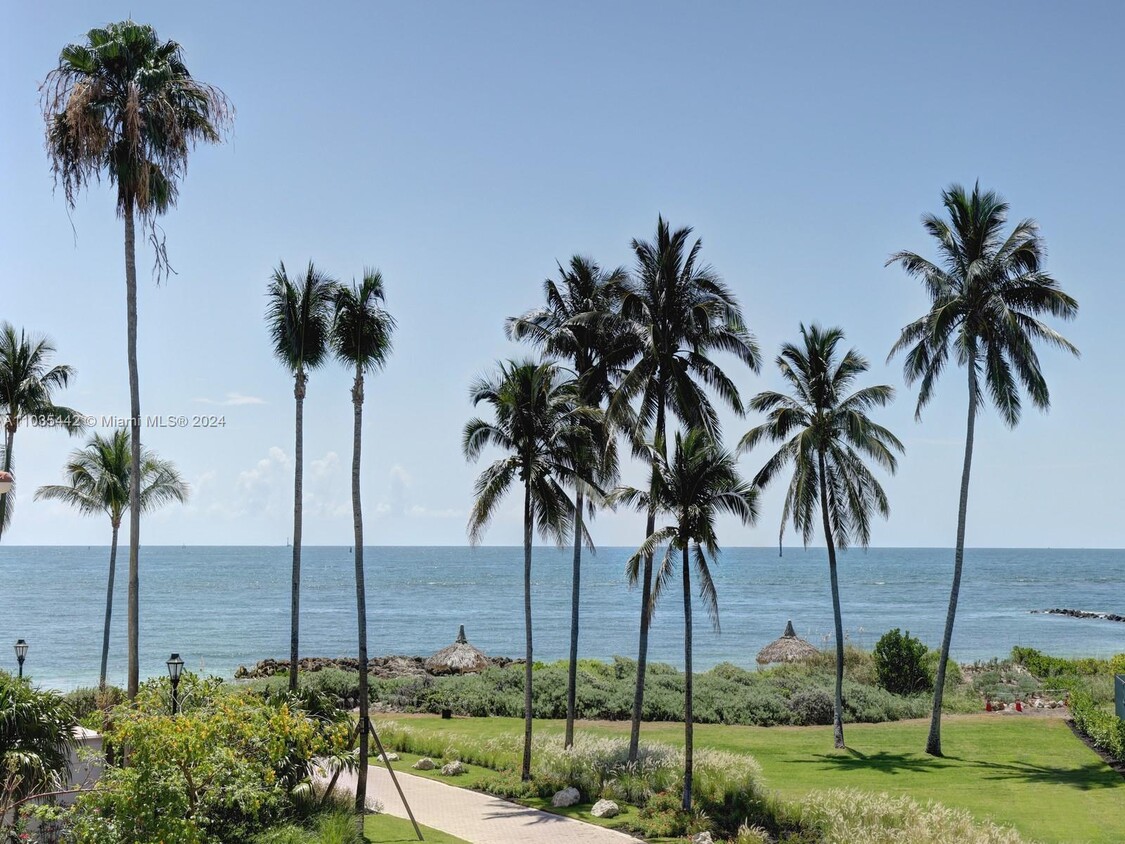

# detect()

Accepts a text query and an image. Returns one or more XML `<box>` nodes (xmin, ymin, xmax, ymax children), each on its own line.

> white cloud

<box><xmin>194</xmin><ymin>392</ymin><xmax>267</xmax><ymax>406</ymax></box>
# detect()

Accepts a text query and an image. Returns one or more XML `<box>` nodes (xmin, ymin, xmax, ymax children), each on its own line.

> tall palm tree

<box><xmin>613</xmin><ymin>216</ymin><xmax>760</xmax><ymax>760</ymax></box>
<box><xmin>43</xmin><ymin>21</ymin><xmax>232</xmax><ymax>698</ymax></box>
<box><xmin>741</xmin><ymin>324</ymin><xmax>902</xmax><ymax>748</ymax></box>
<box><xmin>615</xmin><ymin>430</ymin><xmax>757</xmax><ymax>811</ymax></box>
<box><xmin>464</xmin><ymin>360</ymin><xmax>590</xmax><ymax>780</ymax></box>
<box><xmin>331</xmin><ymin>271</ymin><xmax>395</xmax><ymax>816</ymax></box>
<box><xmin>0</xmin><ymin>323</ymin><xmax>84</xmax><ymax>540</ymax></box>
<box><xmin>266</xmin><ymin>261</ymin><xmax>338</xmax><ymax>694</ymax></box>
<box><xmin>506</xmin><ymin>256</ymin><xmax>635</xmax><ymax>748</ymax></box>
<box><xmin>35</xmin><ymin>431</ymin><xmax>187</xmax><ymax>688</ymax></box>
<box><xmin>888</xmin><ymin>183</ymin><xmax>1078</xmax><ymax>756</ymax></box>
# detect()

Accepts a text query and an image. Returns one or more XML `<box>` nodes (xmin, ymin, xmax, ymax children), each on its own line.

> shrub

<box><xmin>1011</xmin><ymin>647</ymin><xmax>1109</xmax><ymax>678</ymax></box>
<box><xmin>1110</xmin><ymin>653</ymin><xmax>1125</xmax><ymax>676</ymax></box>
<box><xmin>1070</xmin><ymin>690</ymin><xmax>1125</xmax><ymax>761</ymax></box>
<box><xmin>64</xmin><ymin>685</ymin><xmax>125</xmax><ymax>721</ymax></box>
<box><xmin>788</xmin><ymin>689</ymin><xmax>834</xmax><ymax>725</ymax></box>
<box><xmin>873</xmin><ymin>629</ymin><xmax>931</xmax><ymax>695</ymax></box>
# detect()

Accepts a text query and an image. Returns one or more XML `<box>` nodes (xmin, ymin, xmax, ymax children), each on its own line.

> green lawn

<box><xmin>378</xmin><ymin>713</ymin><xmax>1125</xmax><ymax>844</ymax></box>
<box><xmin>364</xmin><ymin>813</ymin><xmax>470</xmax><ymax>844</ymax></box>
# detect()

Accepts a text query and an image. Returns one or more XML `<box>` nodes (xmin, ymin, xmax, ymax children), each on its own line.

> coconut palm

<box><xmin>741</xmin><ymin>324</ymin><xmax>903</xmax><ymax>748</ymax></box>
<box><xmin>34</xmin><ymin>431</ymin><xmax>188</xmax><ymax>689</ymax></box>
<box><xmin>506</xmin><ymin>256</ymin><xmax>635</xmax><ymax>748</ymax></box>
<box><xmin>0</xmin><ymin>323</ymin><xmax>84</xmax><ymax>540</ymax></box>
<box><xmin>331</xmin><ymin>270</ymin><xmax>395</xmax><ymax>816</ymax></box>
<box><xmin>267</xmin><ymin>261</ymin><xmax>338</xmax><ymax>694</ymax></box>
<box><xmin>464</xmin><ymin>360</ymin><xmax>590</xmax><ymax>780</ymax></box>
<box><xmin>888</xmin><ymin>183</ymin><xmax>1078</xmax><ymax>756</ymax></box>
<box><xmin>43</xmin><ymin>21</ymin><xmax>232</xmax><ymax>698</ymax></box>
<box><xmin>613</xmin><ymin>216</ymin><xmax>760</xmax><ymax>759</ymax></box>
<box><xmin>615</xmin><ymin>430</ymin><xmax>757</xmax><ymax>810</ymax></box>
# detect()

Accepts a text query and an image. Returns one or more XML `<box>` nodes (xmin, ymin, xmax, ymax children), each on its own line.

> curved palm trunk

<box><xmin>350</xmin><ymin>369</ymin><xmax>370</xmax><ymax>815</ymax></box>
<box><xmin>125</xmin><ymin>200</ymin><xmax>142</xmax><ymax>700</ymax></box>
<box><xmin>629</xmin><ymin>393</ymin><xmax>666</xmax><ymax>761</ymax></box>
<box><xmin>681</xmin><ymin>543</ymin><xmax>694</xmax><ymax>812</ymax></box>
<box><xmin>521</xmin><ymin>478</ymin><xmax>534</xmax><ymax>781</ymax></box>
<box><xmin>290</xmin><ymin>368</ymin><xmax>307</xmax><ymax>694</ymax></box>
<box><xmin>99</xmin><ymin>522</ymin><xmax>121</xmax><ymax>689</ymax></box>
<box><xmin>817</xmin><ymin>450</ymin><xmax>846</xmax><ymax>749</ymax></box>
<box><xmin>0</xmin><ymin>425</ymin><xmax>15</xmax><ymax>540</ymax></box>
<box><xmin>927</xmin><ymin>362</ymin><xmax>978</xmax><ymax>756</ymax></box>
<box><xmin>565</xmin><ymin>486</ymin><xmax>584</xmax><ymax>749</ymax></box>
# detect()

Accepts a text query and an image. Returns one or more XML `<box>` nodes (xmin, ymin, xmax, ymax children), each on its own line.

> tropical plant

<box><xmin>266</xmin><ymin>261</ymin><xmax>338</xmax><ymax>694</ymax></box>
<box><xmin>873</xmin><ymin>629</ymin><xmax>930</xmax><ymax>696</ymax></box>
<box><xmin>887</xmin><ymin>183</ymin><xmax>1078</xmax><ymax>755</ymax></box>
<box><xmin>506</xmin><ymin>255</ymin><xmax>635</xmax><ymax>747</ymax></box>
<box><xmin>741</xmin><ymin>324</ymin><xmax>902</xmax><ymax>747</ymax></box>
<box><xmin>330</xmin><ymin>270</ymin><xmax>395</xmax><ymax>816</ymax></box>
<box><xmin>0</xmin><ymin>670</ymin><xmax>77</xmax><ymax>837</ymax></box>
<box><xmin>35</xmin><ymin>430</ymin><xmax>188</xmax><ymax>689</ymax></box>
<box><xmin>463</xmin><ymin>360</ymin><xmax>591</xmax><ymax>779</ymax></box>
<box><xmin>613</xmin><ymin>216</ymin><xmax>760</xmax><ymax>760</ymax></box>
<box><xmin>43</xmin><ymin>20</ymin><xmax>232</xmax><ymax>698</ymax></box>
<box><xmin>614</xmin><ymin>430</ymin><xmax>758</xmax><ymax>810</ymax></box>
<box><xmin>0</xmin><ymin>323</ymin><xmax>83</xmax><ymax>539</ymax></box>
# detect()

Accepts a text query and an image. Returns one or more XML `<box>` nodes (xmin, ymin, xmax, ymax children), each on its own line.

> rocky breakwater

<box><xmin>1032</xmin><ymin>608</ymin><xmax>1125</xmax><ymax>623</ymax></box>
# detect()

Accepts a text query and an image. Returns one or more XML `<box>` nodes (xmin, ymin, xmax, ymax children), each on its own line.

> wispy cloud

<box><xmin>194</xmin><ymin>392</ymin><xmax>267</xmax><ymax>406</ymax></box>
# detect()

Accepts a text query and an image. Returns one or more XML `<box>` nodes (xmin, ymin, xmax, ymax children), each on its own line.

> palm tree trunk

<box><xmin>817</xmin><ymin>450</ymin><xmax>846</xmax><ymax>749</ymax></box>
<box><xmin>350</xmin><ymin>369</ymin><xmax>370</xmax><ymax>815</ymax></box>
<box><xmin>926</xmin><ymin>360</ymin><xmax>978</xmax><ymax>757</ymax></box>
<box><xmin>290</xmin><ymin>368</ymin><xmax>306</xmax><ymax>694</ymax></box>
<box><xmin>681</xmin><ymin>542</ymin><xmax>694</xmax><ymax>812</ymax></box>
<box><xmin>521</xmin><ymin>477</ymin><xmax>534</xmax><ymax>781</ymax></box>
<box><xmin>125</xmin><ymin>199</ymin><xmax>142</xmax><ymax>701</ymax></box>
<box><xmin>100</xmin><ymin>522</ymin><xmax>120</xmax><ymax>690</ymax></box>
<box><xmin>0</xmin><ymin>425</ymin><xmax>15</xmax><ymax>540</ymax></box>
<box><xmin>565</xmin><ymin>485</ymin><xmax>584</xmax><ymax>749</ymax></box>
<box><xmin>629</xmin><ymin>391</ymin><xmax>666</xmax><ymax>762</ymax></box>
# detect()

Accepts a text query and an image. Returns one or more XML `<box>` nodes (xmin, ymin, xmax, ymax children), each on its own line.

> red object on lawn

<box><xmin>1015</xmin><ymin>700</ymin><xmax>1023</xmax><ymax>712</ymax></box>
<box><xmin>985</xmin><ymin>700</ymin><xmax>992</xmax><ymax>712</ymax></box>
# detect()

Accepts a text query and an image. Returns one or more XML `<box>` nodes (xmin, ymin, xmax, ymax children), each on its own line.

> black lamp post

<box><xmin>14</xmin><ymin>639</ymin><xmax>27</xmax><ymax>679</ymax></box>
<box><xmin>166</xmin><ymin>653</ymin><xmax>184</xmax><ymax>715</ymax></box>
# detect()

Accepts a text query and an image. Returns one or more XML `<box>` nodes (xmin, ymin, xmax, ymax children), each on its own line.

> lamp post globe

<box><xmin>167</xmin><ymin>653</ymin><xmax>185</xmax><ymax>715</ymax></box>
<box><xmin>14</xmin><ymin>639</ymin><xmax>27</xmax><ymax>679</ymax></box>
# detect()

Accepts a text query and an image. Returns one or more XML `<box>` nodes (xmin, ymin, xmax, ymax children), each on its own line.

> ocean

<box><xmin>0</xmin><ymin>545</ymin><xmax>1121</xmax><ymax>691</ymax></box>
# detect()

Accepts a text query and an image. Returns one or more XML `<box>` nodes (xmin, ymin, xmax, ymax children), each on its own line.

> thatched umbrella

<box><xmin>756</xmin><ymin>620</ymin><xmax>819</xmax><ymax>666</ymax></box>
<box><xmin>425</xmin><ymin>625</ymin><xmax>490</xmax><ymax>675</ymax></box>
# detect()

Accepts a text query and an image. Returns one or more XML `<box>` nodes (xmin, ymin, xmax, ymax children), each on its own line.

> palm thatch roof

<box><xmin>756</xmin><ymin>620</ymin><xmax>819</xmax><ymax>665</ymax></box>
<box><xmin>425</xmin><ymin>625</ymin><xmax>490</xmax><ymax>675</ymax></box>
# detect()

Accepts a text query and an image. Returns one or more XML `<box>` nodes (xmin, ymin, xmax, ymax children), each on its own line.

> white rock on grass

<box><xmin>412</xmin><ymin>757</ymin><xmax>435</xmax><ymax>770</ymax></box>
<box><xmin>590</xmin><ymin>799</ymin><xmax>619</xmax><ymax>818</ymax></box>
<box><xmin>441</xmin><ymin>760</ymin><xmax>466</xmax><ymax>776</ymax></box>
<box><xmin>692</xmin><ymin>833</ymin><xmax>714</xmax><ymax>844</ymax></box>
<box><xmin>382</xmin><ymin>752</ymin><xmax>400</xmax><ymax>762</ymax></box>
<box><xmin>551</xmin><ymin>786</ymin><xmax>581</xmax><ymax>807</ymax></box>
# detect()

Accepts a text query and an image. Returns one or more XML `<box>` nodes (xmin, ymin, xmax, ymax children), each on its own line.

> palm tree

<box><xmin>331</xmin><ymin>271</ymin><xmax>395</xmax><ymax>816</ymax></box>
<box><xmin>267</xmin><ymin>261</ymin><xmax>338</xmax><ymax>695</ymax></box>
<box><xmin>613</xmin><ymin>216</ymin><xmax>760</xmax><ymax>760</ymax></box>
<box><xmin>506</xmin><ymin>256</ymin><xmax>635</xmax><ymax>748</ymax></box>
<box><xmin>0</xmin><ymin>323</ymin><xmax>84</xmax><ymax>540</ymax></box>
<box><xmin>888</xmin><ymin>183</ymin><xmax>1078</xmax><ymax>756</ymax></box>
<box><xmin>615</xmin><ymin>430</ymin><xmax>757</xmax><ymax>810</ymax></box>
<box><xmin>464</xmin><ymin>360</ymin><xmax>590</xmax><ymax>780</ymax></box>
<box><xmin>43</xmin><ymin>21</ymin><xmax>232</xmax><ymax>698</ymax></box>
<box><xmin>741</xmin><ymin>324</ymin><xmax>903</xmax><ymax>748</ymax></box>
<box><xmin>34</xmin><ymin>431</ymin><xmax>188</xmax><ymax>689</ymax></box>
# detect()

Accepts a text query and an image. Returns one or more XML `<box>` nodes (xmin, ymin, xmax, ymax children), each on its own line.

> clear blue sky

<box><xmin>1</xmin><ymin>1</ymin><xmax>1118</xmax><ymax>547</ymax></box>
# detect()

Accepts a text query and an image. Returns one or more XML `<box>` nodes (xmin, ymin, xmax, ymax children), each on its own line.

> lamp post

<box><xmin>166</xmin><ymin>653</ymin><xmax>184</xmax><ymax>715</ymax></box>
<box><xmin>14</xmin><ymin>639</ymin><xmax>27</xmax><ymax>679</ymax></box>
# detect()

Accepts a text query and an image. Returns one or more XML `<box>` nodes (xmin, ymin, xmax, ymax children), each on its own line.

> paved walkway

<box><xmin>330</xmin><ymin>763</ymin><xmax>639</xmax><ymax>844</ymax></box>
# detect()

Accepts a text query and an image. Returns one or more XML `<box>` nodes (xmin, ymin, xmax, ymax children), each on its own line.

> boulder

<box><xmin>412</xmin><ymin>757</ymin><xmax>435</xmax><ymax>771</ymax></box>
<box><xmin>590</xmin><ymin>799</ymin><xmax>619</xmax><ymax>818</ymax></box>
<box><xmin>441</xmin><ymin>760</ymin><xmax>466</xmax><ymax>776</ymax></box>
<box><xmin>382</xmin><ymin>752</ymin><xmax>400</xmax><ymax>761</ymax></box>
<box><xmin>693</xmin><ymin>833</ymin><xmax>715</xmax><ymax>844</ymax></box>
<box><xmin>551</xmin><ymin>786</ymin><xmax>581</xmax><ymax>807</ymax></box>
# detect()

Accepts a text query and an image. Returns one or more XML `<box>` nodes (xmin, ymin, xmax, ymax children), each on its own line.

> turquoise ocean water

<box><xmin>0</xmin><ymin>545</ymin><xmax>1121</xmax><ymax>691</ymax></box>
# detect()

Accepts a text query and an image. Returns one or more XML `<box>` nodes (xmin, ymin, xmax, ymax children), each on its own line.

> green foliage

<box><xmin>253</xmin><ymin>809</ymin><xmax>364</xmax><ymax>844</ymax></box>
<box><xmin>68</xmin><ymin>674</ymin><xmax>352</xmax><ymax>844</ymax></box>
<box><xmin>1011</xmin><ymin>646</ymin><xmax>1113</xmax><ymax>679</ymax></box>
<box><xmin>64</xmin><ymin>685</ymin><xmax>124</xmax><ymax>721</ymax></box>
<box><xmin>1069</xmin><ymin>690</ymin><xmax>1125</xmax><ymax>761</ymax></box>
<box><xmin>873</xmin><ymin>629</ymin><xmax>931</xmax><ymax>695</ymax></box>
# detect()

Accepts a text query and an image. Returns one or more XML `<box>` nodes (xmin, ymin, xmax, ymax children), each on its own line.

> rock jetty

<box><xmin>1031</xmin><ymin>608</ymin><xmax>1125</xmax><ymax>623</ymax></box>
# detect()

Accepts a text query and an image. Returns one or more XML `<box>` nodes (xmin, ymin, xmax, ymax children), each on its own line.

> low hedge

<box><xmin>1069</xmin><ymin>690</ymin><xmax>1125</xmax><ymax>761</ymax></box>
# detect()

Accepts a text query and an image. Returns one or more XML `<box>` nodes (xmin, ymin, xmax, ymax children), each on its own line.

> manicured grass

<box><xmin>382</xmin><ymin>713</ymin><xmax>1125</xmax><ymax>844</ymax></box>
<box><xmin>364</xmin><ymin>812</ymin><xmax>470</xmax><ymax>843</ymax></box>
